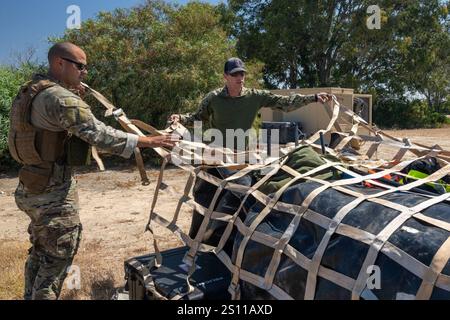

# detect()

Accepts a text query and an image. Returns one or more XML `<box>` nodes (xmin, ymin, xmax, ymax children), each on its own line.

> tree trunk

<box><xmin>318</xmin><ymin>55</ymin><xmax>331</xmax><ymax>87</ymax></box>
<box><xmin>288</xmin><ymin>61</ymin><xmax>298</xmax><ymax>89</ymax></box>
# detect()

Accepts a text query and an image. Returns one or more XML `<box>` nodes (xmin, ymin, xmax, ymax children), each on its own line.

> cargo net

<box><xmin>144</xmin><ymin>96</ymin><xmax>450</xmax><ymax>300</ymax></box>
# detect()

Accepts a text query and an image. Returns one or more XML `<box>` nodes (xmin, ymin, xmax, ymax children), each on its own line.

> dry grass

<box><xmin>60</xmin><ymin>240</ymin><xmax>124</xmax><ymax>300</ymax></box>
<box><xmin>0</xmin><ymin>241</ymin><xmax>28</xmax><ymax>300</ymax></box>
<box><xmin>0</xmin><ymin>239</ymin><xmax>129</xmax><ymax>300</ymax></box>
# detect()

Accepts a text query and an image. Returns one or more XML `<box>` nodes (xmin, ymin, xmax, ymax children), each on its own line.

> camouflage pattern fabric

<box><xmin>31</xmin><ymin>81</ymin><xmax>138</xmax><ymax>158</ymax></box>
<box><xmin>15</xmin><ymin>178</ymin><xmax>81</xmax><ymax>300</ymax></box>
<box><xmin>11</xmin><ymin>74</ymin><xmax>140</xmax><ymax>300</ymax></box>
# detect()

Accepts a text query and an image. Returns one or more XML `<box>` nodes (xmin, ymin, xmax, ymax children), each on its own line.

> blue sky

<box><xmin>0</xmin><ymin>0</ymin><xmax>223</xmax><ymax>65</ymax></box>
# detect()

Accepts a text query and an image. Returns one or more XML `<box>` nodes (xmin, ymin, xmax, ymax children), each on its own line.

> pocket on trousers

<box><xmin>56</xmin><ymin>227</ymin><xmax>80</xmax><ymax>259</ymax></box>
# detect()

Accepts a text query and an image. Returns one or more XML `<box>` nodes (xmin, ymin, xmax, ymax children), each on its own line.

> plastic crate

<box><xmin>261</xmin><ymin>121</ymin><xmax>305</xmax><ymax>145</ymax></box>
<box><xmin>124</xmin><ymin>246</ymin><xmax>231</xmax><ymax>300</ymax></box>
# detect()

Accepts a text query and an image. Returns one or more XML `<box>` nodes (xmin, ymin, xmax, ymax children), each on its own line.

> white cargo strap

<box><xmin>97</xmin><ymin>91</ymin><xmax>450</xmax><ymax>300</ymax></box>
<box><xmin>81</xmin><ymin>83</ymin><xmax>159</xmax><ymax>185</ymax></box>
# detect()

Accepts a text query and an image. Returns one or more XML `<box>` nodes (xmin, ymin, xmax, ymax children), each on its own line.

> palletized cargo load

<box><xmin>187</xmin><ymin>147</ymin><xmax>450</xmax><ymax>300</ymax></box>
<box><xmin>128</xmin><ymin>95</ymin><xmax>450</xmax><ymax>300</ymax></box>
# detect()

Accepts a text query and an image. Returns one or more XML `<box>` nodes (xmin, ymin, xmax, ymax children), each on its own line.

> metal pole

<box><xmin>294</xmin><ymin>122</ymin><xmax>299</xmax><ymax>147</ymax></box>
<box><xmin>319</xmin><ymin>132</ymin><xmax>326</xmax><ymax>155</ymax></box>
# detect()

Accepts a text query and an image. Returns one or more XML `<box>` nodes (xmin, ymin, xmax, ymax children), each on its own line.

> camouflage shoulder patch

<box><xmin>61</xmin><ymin>102</ymin><xmax>93</xmax><ymax>126</ymax></box>
<box><xmin>59</xmin><ymin>96</ymin><xmax>86</xmax><ymax>108</ymax></box>
<box><xmin>59</xmin><ymin>95</ymin><xmax>91</xmax><ymax>110</ymax></box>
<box><xmin>58</xmin><ymin>92</ymin><xmax>92</xmax><ymax>125</ymax></box>
<box><xmin>41</xmin><ymin>85</ymin><xmax>88</xmax><ymax>109</ymax></box>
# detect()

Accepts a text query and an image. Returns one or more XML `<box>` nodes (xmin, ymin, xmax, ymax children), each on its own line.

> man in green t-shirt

<box><xmin>169</xmin><ymin>57</ymin><xmax>332</xmax><ymax>136</ymax></box>
<box><xmin>176</xmin><ymin>59</ymin><xmax>333</xmax><ymax>248</ymax></box>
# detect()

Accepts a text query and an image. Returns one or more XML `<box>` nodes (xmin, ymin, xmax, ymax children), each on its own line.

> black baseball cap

<box><xmin>224</xmin><ymin>57</ymin><xmax>247</xmax><ymax>74</ymax></box>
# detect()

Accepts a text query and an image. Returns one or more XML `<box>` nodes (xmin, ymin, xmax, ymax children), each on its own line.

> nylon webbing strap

<box><xmin>415</xmin><ymin>237</ymin><xmax>450</xmax><ymax>300</ymax></box>
<box><xmin>91</xmin><ymin>146</ymin><xmax>105</xmax><ymax>171</ymax></box>
<box><xmin>135</xmin><ymin>94</ymin><xmax>449</xmax><ymax>300</ymax></box>
<box><xmin>82</xmin><ymin>83</ymin><xmax>158</xmax><ymax>185</ymax></box>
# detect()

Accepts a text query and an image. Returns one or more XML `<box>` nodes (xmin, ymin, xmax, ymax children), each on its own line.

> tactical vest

<box><xmin>8</xmin><ymin>77</ymin><xmax>90</xmax><ymax>193</ymax></box>
<box><xmin>8</xmin><ymin>78</ymin><xmax>67</xmax><ymax>165</ymax></box>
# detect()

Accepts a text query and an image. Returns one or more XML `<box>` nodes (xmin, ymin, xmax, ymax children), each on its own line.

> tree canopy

<box><xmin>1</xmin><ymin>0</ymin><xmax>449</xmax><ymax>168</ymax></box>
<box><xmin>61</xmin><ymin>0</ymin><xmax>263</xmax><ymax>128</ymax></box>
<box><xmin>230</xmin><ymin>0</ymin><xmax>449</xmax><ymax>113</ymax></box>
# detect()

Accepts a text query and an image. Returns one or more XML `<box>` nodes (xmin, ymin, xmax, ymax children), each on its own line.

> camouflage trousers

<box><xmin>15</xmin><ymin>178</ymin><xmax>82</xmax><ymax>300</ymax></box>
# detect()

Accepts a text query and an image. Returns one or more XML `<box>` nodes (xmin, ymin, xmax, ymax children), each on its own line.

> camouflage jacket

<box><xmin>30</xmin><ymin>74</ymin><xmax>138</xmax><ymax>159</ymax></box>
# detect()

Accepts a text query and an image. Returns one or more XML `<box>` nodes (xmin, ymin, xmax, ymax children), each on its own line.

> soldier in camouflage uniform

<box><xmin>8</xmin><ymin>42</ymin><xmax>178</xmax><ymax>300</ymax></box>
<box><xmin>170</xmin><ymin>57</ymin><xmax>333</xmax><ymax>136</ymax></box>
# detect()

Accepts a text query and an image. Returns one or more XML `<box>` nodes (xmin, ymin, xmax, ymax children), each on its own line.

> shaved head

<box><xmin>48</xmin><ymin>42</ymin><xmax>83</xmax><ymax>64</ymax></box>
<box><xmin>47</xmin><ymin>42</ymin><xmax>88</xmax><ymax>87</ymax></box>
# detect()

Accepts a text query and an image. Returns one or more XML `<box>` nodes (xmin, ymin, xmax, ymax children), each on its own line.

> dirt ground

<box><xmin>1</xmin><ymin>127</ymin><xmax>449</xmax><ymax>300</ymax></box>
<box><xmin>0</xmin><ymin>166</ymin><xmax>192</xmax><ymax>300</ymax></box>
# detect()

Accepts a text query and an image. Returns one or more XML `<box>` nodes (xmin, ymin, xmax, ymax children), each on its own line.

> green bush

<box><xmin>445</xmin><ymin>117</ymin><xmax>450</xmax><ymax>125</ymax></box>
<box><xmin>1</xmin><ymin>67</ymin><xmax>28</xmax><ymax>170</ymax></box>
<box><xmin>0</xmin><ymin>2</ymin><xmax>264</xmax><ymax>170</ymax></box>
<box><xmin>373</xmin><ymin>98</ymin><xmax>447</xmax><ymax>129</ymax></box>
<box><xmin>59</xmin><ymin>1</ymin><xmax>264</xmax><ymax>166</ymax></box>
<box><xmin>61</xmin><ymin>1</ymin><xmax>263</xmax><ymax>130</ymax></box>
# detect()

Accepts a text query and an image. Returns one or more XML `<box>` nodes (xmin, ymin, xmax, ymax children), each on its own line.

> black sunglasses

<box><xmin>61</xmin><ymin>57</ymin><xmax>87</xmax><ymax>71</ymax></box>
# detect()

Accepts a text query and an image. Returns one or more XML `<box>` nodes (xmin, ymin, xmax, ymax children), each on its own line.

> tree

<box><xmin>229</xmin><ymin>0</ymin><xmax>449</xmax><ymax>118</ymax></box>
<box><xmin>393</xmin><ymin>2</ymin><xmax>450</xmax><ymax>112</ymax></box>
<box><xmin>59</xmin><ymin>0</ymin><xmax>263</xmax><ymax>130</ymax></box>
<box><xmin>230</xmin><ymin>0</ymin><xmax>379</xmax><ymax>88</ymax></box>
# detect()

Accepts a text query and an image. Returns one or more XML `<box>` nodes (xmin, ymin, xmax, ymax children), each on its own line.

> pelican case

<box><xmin>124</xmin><ymin>246</ymin><xmax>231</xmax><ymax>300</ymax></box>
<box><xmin>261</xmin><ymin>121</ymin><xmax>305</xmax><ymax>145</ymax></box>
